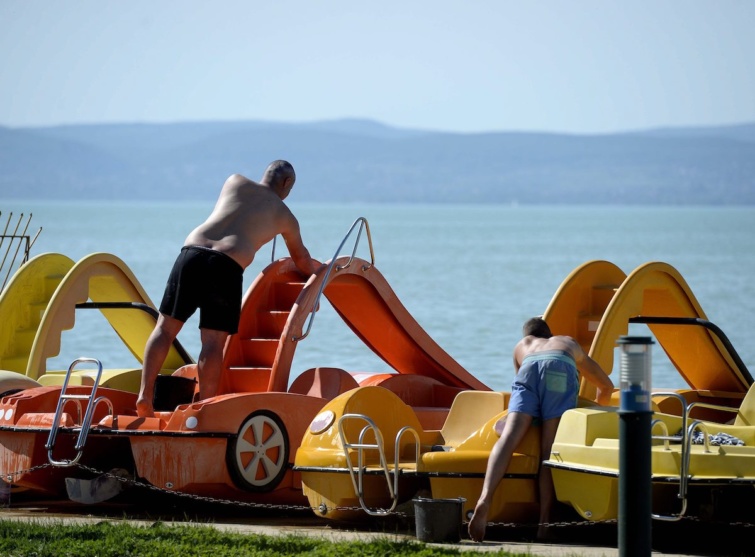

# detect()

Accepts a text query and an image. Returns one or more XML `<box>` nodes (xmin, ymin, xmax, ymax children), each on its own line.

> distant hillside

<box><xmin>1</xmin><ymin>119</ymin><xmax>754</xmax><ymax>204</ymax></box>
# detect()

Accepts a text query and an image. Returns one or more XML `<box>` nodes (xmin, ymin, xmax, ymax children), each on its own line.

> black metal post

<box><xmin>617</xmin><ymin>336</ymin><xmax>653</xmax><ymax>557</ymax></box>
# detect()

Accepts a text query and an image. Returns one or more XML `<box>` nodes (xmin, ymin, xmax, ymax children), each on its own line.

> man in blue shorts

<box><xmin>468</xmin><ymin>317</ymin><xmax>614</xmax><ymax>542</ymax></box>
<box><xmin>136</xmin><ymin>161</ymin><xmax>318</xmax><ymax>418</ymax></box>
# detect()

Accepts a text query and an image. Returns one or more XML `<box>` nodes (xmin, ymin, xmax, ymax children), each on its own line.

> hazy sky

<box><xmin>2</xmin><ymin>1</ymin><xmax>753</xmax><ymax>134</ymax></box>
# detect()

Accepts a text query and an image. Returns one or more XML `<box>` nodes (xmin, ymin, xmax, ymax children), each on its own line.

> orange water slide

<box><xmin>321</xmin><ymin>258</ymin><xmax>490</xmax><ymax>392</ymax></box>
<box><xmin>221</xmin><ymin>256</ymin><xmax>489</xmax><ymax>396</ymax></box>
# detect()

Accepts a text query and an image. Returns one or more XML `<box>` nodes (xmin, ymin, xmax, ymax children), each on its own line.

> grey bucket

<box><xmin>413</xmin><ymin>497</ymin><xmax>466</xmax><ymax>543</ymax></box>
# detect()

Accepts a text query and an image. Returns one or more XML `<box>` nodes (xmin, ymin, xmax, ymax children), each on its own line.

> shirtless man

<box><xmin>468</xmin><ymin>317</ymin><xmax>614</xmax><ymax>542</ymax></box>
<box><xmin>136</xmin><ymin>160</ymin><xmax>318</xmax><ymax>418</ymax></box>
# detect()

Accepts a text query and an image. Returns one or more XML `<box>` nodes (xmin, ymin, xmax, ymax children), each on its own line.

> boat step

<box><xmin>268</xmin><ymin>281</ymin><xmax>307</xmax><ymax>311</ymax></box>
<box><xmin>255</xmin><ymin>310</ymin><xmax>290</xmax><ymax>337</ymax></box>
<box><xmin>226</xmin><ymin>367</ymin><xmax>272</xmax><ymax>392</ymax></box>
<box><xmin>239</xmin><ymin>339</ymin><xmax>279</xmax><ymax>367</ymax></box>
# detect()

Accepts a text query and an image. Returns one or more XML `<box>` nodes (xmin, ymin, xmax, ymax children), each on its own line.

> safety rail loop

<box><xmin>650</xmin><ymin>420</ymin><xmax>673</xmax><ymax>450</ymax></box>
<box><xmin>294</xmin><ymin>217</ymin><xmax>375</xmax><ymax>341</ymax></box>
<box><xmin>45</xmin><ymin>357</ymin><xmax>114</xmax><ymax>467</ymax></box>
<box><xmin>337</xmin><ymin>413</ymin><xmax>420</xmax><ymax>516</ymax></box>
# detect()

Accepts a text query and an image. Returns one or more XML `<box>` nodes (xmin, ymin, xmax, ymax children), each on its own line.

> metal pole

<box><xmin>618</xmin><ymin>335</ymin><xmax>654</xmax><ymax>557</ymax></box>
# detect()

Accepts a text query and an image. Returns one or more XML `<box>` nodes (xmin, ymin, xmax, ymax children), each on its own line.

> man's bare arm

<box><xmin>280</xmin><ymin>215</ymin><xmax>317</xmax><ymax>276</ymax></box>
<box><xmin>572</xmin><ymin>345</ymin><xmax>614</xmax><ymax>405</ymax></box>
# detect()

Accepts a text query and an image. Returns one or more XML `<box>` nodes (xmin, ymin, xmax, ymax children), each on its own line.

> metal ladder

<box><xmin>337</xmin><ymin>413</ymin><xmax>420</xmax><ymax>516</ymax></box>
<box><xmin>650</xmin><ymin>391</ymin><xmax>728</xmax><ymax>522</ymax></box>
<box><xmin>45</xmin><ymin>357</ymin><xmax>114</xmax><ymax>467</ymax></box>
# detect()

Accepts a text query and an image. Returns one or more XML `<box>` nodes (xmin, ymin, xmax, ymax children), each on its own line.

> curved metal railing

<box><xmin>647</xmin><ymin>391</ymin><xmax>738</xmax><ymax>522</ymax></box>
<box><xmin>629</xmin><ymin>316</ymin><xmax>753</xmax><ymax>386</ymax></box>
<box><xmin>46</xmin><ymin>357</ymin><xmax>114</xmax><ymax>467</ymax></box>
<box><xmin>293</xmin><ymin>217</ymin><xmax>375</xmax><ymax>342</ymax></box>
<box><xmin>337</xmin><ymin>413</ymin><xmax>420</xmax><ymax>516</ymax></box>
<box><xmin>0</xmin><ymin>212</ymin><xmax>42</xmax><ymax>292</ymax></box>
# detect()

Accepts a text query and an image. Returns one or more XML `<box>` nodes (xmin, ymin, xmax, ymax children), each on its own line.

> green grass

<box><xmin>0</xmin><ymin>520</ymin><xmax>539</xmax><ymax>557</ymax></box>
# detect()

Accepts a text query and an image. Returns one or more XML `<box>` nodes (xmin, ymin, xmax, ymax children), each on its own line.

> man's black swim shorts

<box><xmin>159</xmin><ymin>245</ymin><xmax>243</xmax><ymax>334</ymax></box>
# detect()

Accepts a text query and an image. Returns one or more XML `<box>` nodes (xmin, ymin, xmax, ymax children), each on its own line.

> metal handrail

<box><xmin>647</xmin><ymin>391</ymin><xmax>688</xmax><ymax>521</ymax></box>
<box><xmin>293</xmin><ymin>217</ymin><xmax>375</xmax><ymax>342</ymax></box>
<box><xmin>338</xmin><ymin>413</ymin><xmax>396</xmax><ymax>516</ymax></box>
<box><xmin>651</xmin><ymin>391</ymin><xmax>688</xmax><ymax>440</ymax></box>
<box><xmin>652</xmin><ymin>420</ymin><xmax>707</xmax><ymax>522</ymax></box>
<box><xmin>648</xmin><ymin>392</ymin><xmax>729</xmax><ymax>522</ymax></box>
<box><xmin>394</xmin><ymin>425</ymin><xmax>421</xmax><ymax>497</ymax></box>
<box><xmin>0</xmin><ymin>212</ymin><xmax>42</xmax><ymax>292</ymax></box>
<box><xmin>650</xmin><ymin>419</ymin><xmax>672</xmax><ymax>450</ymax></box>
<box><xmin>46</xmin><ymin>357</ymin><xmax>113</xmax><ymax>467</ymax></box>
<box><xmin>271</xmin><ymin>236</ymin><xmax>278</xmax><ymax>263</ymax></box>
<box><xmin>629</xmin><ymin>316</ymin><xmax>753</xmax><ymax>385</ymax></box>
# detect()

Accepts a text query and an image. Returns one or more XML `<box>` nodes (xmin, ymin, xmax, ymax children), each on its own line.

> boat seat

<box><xmin>372</xmin><ymin>374</ymin><xmax>462</xmax><ymax>407</ymax></box>
<box><xmin>288</xmin><ymin>367</ymin><xmax>359</xmax><ymax>400</ymax></box>
<box><xmin>734</xmin><ymin>383</ymin><xmax>755</xmax><ymax>426</ymax></box>
<box><xmin>439</xmin><ymin>391</ymin><xmax>508</xmax><ymax>447</ymax></box>
<box><xmin>0</xmin><ymin>369</ymin><xmax>43</xmax><ymax>397</ymax></box>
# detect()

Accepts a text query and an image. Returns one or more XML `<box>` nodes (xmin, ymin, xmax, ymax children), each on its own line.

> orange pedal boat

<box><xmin>0</xmin><ymin>218</ymin><xmax>489</xmax><ymax>506</ymax></box>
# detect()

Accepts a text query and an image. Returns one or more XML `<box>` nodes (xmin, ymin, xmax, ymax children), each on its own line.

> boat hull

<box><xmin>296</xmin><ymin>386</ymin><xmax>543</xmax><ymax>523</ymax></box>
<box><xmin>0</xmin><ymin>386</ymin><xmax>137</xmax><ymax>496</ymax></box>
<box><xmin>547</xmin><ymin>406</ymin><xmax>755</xmax><ymax>521</ymax></box>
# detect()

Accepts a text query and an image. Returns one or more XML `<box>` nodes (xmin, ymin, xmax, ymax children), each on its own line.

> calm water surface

<box><xmin>3</xmin><ymin>201</ymin><xmax>754</xmax><ymax>392</ymax></box>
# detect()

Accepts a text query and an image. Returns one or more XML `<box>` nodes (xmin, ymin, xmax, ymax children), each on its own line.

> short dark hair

<box><xmin>265</xmin><ymin>160</ymin><xmax>295</xmax><ymax>187</ymax></box>
<box><xmin>523</xmin><ymin>317</ymin><xmax>552</xmax><ymax>339</ymax></box>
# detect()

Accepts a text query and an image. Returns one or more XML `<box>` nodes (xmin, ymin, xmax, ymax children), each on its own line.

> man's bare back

<box><xmin>514</xmin><ymin>333</ymin><xmax>613</xmax><ymax>405</ymax></box>
<box><xmin>184</xmin><ymin>174</ymin><xmax>312</xmax><ymax>273</ymax></box>
<box><xmin>514</xmin><ymin>335</ymin><xmax>580</xmax><ymax>369</ymax></box>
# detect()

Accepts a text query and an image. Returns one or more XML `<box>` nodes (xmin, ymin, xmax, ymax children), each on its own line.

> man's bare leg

<box><xmin>196</xmin><ymin>328</ymin><xmax>229</xmax><ymax>401</ymax></box>
<box><xmin>536</xmin><ymin>417</ymin><xmax>561</xmax><ymax>541</ymax></box>
<box><xmin>468</xmin><ymin>412</ymin><xmax>533</xmax><ymax>542</ymax></box>
<box><xmin>136</xmin><ymin>314</ymin><xmax>183</xmax><ymax>418</ymax></box>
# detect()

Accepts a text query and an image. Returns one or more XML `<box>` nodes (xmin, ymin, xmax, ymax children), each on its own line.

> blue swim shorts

<box><xmin>508</xmin><ymin>350</ymin><xmax>579</xmax><ymax>421</ymax></box>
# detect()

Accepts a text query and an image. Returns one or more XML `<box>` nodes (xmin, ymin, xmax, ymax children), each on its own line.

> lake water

<box><xmin>2</xmin><ymin>201</ymin><xmax>754</xmax><ymax>393</ymax></box>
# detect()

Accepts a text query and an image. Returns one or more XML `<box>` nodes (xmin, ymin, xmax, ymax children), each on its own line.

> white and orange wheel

<box><xmin>227</xmin><ymin>410</ymin><xmax>289</xmax><ymax>492</ymax></box>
